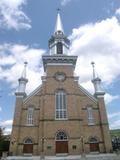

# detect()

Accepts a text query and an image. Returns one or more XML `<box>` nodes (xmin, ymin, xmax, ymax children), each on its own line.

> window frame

<box><xmin>56</xmin><ymin>131</ymin><xmax>68</xmax><ymax>141</ymax></box>
<box><xmin>26</xmin><ymin>107</ymin><xmax>34</xmax><ymax>126</ymax></box>
<box><xmin>87</xmin><ymin>106</ymin><xmax>95</xmax><ymax>125</ymax></box>
<box><xmin>55</xmin><ymin>90</ymin><xmax>67</xmax><ymax>120</ymax></box>
<box><xmin>57</xmin><ymin>42</ymin><xmax>63</xmax><ymax>54</ymax></box>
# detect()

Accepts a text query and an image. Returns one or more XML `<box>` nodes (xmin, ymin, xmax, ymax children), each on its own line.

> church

<box><xmin>9</xmin><ymin>12</ymin><xmax>112</xmax><ymax>156</ymax></box>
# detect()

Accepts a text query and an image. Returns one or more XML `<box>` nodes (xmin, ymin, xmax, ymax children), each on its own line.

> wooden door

<box><xmin>90</xmin><ymin>143</ymin><xmax>99</xmax><ymax>152</ymax></box>
<box><xmin>23</xmin><ymin>144</ymin><xmax>33</xmax><ymax>154</ymax></box>
<box><xmin>56</xmin><ymin>141</ymin><xmax>68</xmax><ymax>153</ymax></box>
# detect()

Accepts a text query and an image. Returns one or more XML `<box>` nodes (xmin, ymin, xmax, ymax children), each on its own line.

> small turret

<box><xmin>15</xmin><ymin>62</ymin><xmax>28</xmax><ymax>97</ymax></box>
<box><xmin>91</xmin><ymin>62</ymin><xmax>105</xmax><ymax>97</ymax></box>
<box><xmin>49</xmin><ymin>9</ymin><xmax>70</xmax><ymax>55</ymax></box>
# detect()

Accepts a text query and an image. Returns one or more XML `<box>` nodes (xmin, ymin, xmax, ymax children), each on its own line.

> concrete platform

<box><xmin>6</xmin><ymin>154</ymin><xmax>120</xmax><ymax>160</ymax></box>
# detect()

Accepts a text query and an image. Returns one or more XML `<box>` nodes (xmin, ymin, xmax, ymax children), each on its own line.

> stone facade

<box><xmin>9</xmin><ymin>63</ymin><xmax>112</xmax><ymax>155</ymax></box>
<box><xmin>9</xmin><ymin>12</ymin><xmax>112</xmax><ymax>156</ymax></box>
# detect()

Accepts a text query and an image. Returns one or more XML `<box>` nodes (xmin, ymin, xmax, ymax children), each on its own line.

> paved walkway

<box><xmin>6</xmin><ymin>154</ymin><xmax>120</xmax><ymax>160</ymax></box>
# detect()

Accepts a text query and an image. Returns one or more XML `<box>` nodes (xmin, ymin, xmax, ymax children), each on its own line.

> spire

<box><xmin>15</xmin><ymin>62</ymin><xmax>28</xmax><ymax>97</ymax></box>
<box><xmin>91</xmin><ymin>61</ymin><xmax>96</xmax><ymax>79</ymax></box>
<box><xmin>21</xmin><ymin>62</ymin><xmax>27</xmax><ymax>78</ymax></box>
<box><xmin>54</xmin><ymin>9</ymin><xmax>64</xmax><ymax>34</ymax></box>
<box><xmin>48</xmin><ymin>9</ymin><xmax>70</xmax><ymax>55</ymax></box>
<box><xmin>91</xmin><ymin>62</ymin><xmax>105</xmax><ymax>97</ymax></box>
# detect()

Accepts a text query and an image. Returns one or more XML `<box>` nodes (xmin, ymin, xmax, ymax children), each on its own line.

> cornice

<box><xmin>42</xmin><ymin>55</ymin><xmax>78</xmax><ymax>71</ymax></box>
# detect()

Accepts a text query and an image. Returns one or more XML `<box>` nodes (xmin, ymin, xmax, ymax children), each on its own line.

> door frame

<box><xmin>89</xmin><ymin>142</ymin><xmax>99</xmax><ymax>152</ymax></box>
<box><xmin>56</xmin><ymin>140</ymin><xmax>68</xmax><ymax>154</ymax></box>
<box><xmin>23</xmin><ymin>138</ymin><xmax>33</xmax><ymax>155</ymax></box>
<box><xmin>55</xmin><ymin>131</ymin><xmax>69</xmax><ymax>154</ymax></box>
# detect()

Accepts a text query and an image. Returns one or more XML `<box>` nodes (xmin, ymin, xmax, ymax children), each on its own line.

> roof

<box><xmin>23</xmin><ymin>85</ymin><xmax>43</xmax><ymax>104</ymax></box>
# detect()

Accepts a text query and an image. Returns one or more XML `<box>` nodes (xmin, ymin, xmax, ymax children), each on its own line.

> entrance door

<box><xmin>56</xmin><ymin>131</ymin><xmax>68</xmax><ymax>154</ymax></box>
<box><xmin>90</xmin><ymin>143</ymin><xmax>99</xmax><ymax>152</ymax></box>
<box><xmin>89</xmin><ymin>137</ymin><xmax>99</xmax><ymax>152</ymax></box>
<box><xmin>23</xmin><ymin>144</ymin><xmax>33</xmax><ymax>153</ymax></box>
<box><xmin>23</xmin><ymin>138</ymin><xmax>33</xmax><ymax>154</ymax></box>
<box><xmin>56</xmin><ymin>141</ymin><xmax>68</xmax><ymax>153</ymax></box>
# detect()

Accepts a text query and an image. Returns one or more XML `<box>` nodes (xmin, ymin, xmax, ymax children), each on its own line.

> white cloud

<box><xmin>110</xmin><ymin>119</ymin><xmax>120</xmax><ymax>129</ymax></box>
<box><xmin>0</xmin><ymin>43</ymin><xmax>45</xmax><ymax>94</ymax></box>
<box><xmin>61</xmin><ymin>0</ymin><xmax>72</xmax><ymax>6</ymax></box>
<box><xmin>115</xmin><ymin>8</ymin><xmax>120</xmax><ymax>16</ymax></box>
<box><xmin>105</xmin><ymin>93</ymin><xmax>120</xmax><ymax>105</ymax></box>
<box><xmin>69</xmin><ymin>16</ymin><xmax>120</xmax><ymax>88</ymax></box>
<box><xmin>0</xmin><ymin>120</ymin><xmax>12</xmax><ymax>135</ymax></box>
<box><xmin>108</xmin><ymin>111</ymin><xmax>120</xmax><ymax>129</ymax></box>
<box><xmin>0</xmin><ymin>0</ymin><xmax>31</xmax><ymax>30</ymax></box>
<box><xmin>108</xmin><ymin>112</ymin><xmax>120</xmax><ymax>119</ymax></box>
<box><xmin>0</xmin><ymin>119</ymin><xmax>13</xmax><ymax>126</ymax></box>
<box><xmin>4</xmin><ymin>128</ymin><xmax>12</xmax><ymax>135</ymax></box>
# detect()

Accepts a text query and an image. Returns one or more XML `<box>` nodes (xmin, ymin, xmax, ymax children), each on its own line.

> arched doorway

<box><xmin>23</xmin><ymin>138</ymin><xmax>33</xmax><ymax>154</ymax></box>
<box><xmin>89</xmin><ymin>137</ymin><xmax>99</xmax><ymax>152</ymax></box>
<box><xmin>56</xmin><ymin>131</ymin><xmax>68</xmax><ymax>154</ymax></box>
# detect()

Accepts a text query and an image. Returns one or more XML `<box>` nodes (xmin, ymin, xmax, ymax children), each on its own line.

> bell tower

<box><xmin>42</xmin><ymin>10</ymin><xmax>77</xmax><ymax>73</ymax></box>
<box><xmin>49</xmin><ymin>10</ymin><xmax>70</xmax><ymax>55</ymax></box>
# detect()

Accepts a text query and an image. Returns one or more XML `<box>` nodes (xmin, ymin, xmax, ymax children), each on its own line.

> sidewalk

<box><xmin>6</xmin><ymin>154</ymin><xmax>120</xmax><ymax>160</ymax></box>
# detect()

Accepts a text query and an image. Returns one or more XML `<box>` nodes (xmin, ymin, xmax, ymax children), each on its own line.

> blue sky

<box><xmin>0</xmin><ymin>0</ymin><xmax>120</xmax><ymax>134</ymax></box>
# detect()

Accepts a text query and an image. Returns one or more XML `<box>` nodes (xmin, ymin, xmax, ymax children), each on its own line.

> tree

<box><xmin>0</xmin><ymin>127</ymin><xmax>10</xmax><ymax>157</ymax></box>
<box><xmin>0</xmin><ymin>127</ymin><xmax>4</xmax><ymax>138</ymax></box>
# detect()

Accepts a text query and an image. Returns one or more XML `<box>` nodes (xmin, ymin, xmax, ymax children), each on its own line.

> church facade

<box><xmin>10</xmin><ymin>12</ymin><xmax>112</xmax><ymax>156</ymax></box>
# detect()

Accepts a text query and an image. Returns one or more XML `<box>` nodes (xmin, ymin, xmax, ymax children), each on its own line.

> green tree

<box><xmin>0</xmin><ymin>127</ymin><xmax>10</xmax><ymax>157</ymax></box>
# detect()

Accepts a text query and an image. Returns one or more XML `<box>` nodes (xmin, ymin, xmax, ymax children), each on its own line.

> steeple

<box><xmin>15</xmin><ymin>62</ymin><xmax>28</xmax><ymax>97</ymax></box>
<box><xmin>54</xmin><ymin>9</ymin><xmax>64</xmax><ymax>34</ymax></box>
<box><xmin>91</xmin><ymin>62</ymin><xmax>105</xmax><ymax>97</ymax></box>
<box><xmin>49</xmin><ymin>9</ymin><xmax>70</xmax><ymax>55</ymax></box>
<box><xmin>43</xmin><ymin>11</ymin><xmax>77</xmax><ymax>72</ymax></box>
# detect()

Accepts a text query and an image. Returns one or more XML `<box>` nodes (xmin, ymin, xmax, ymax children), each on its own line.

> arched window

<box><xmin>56</xmin><ymin>131</ymin><xmax>68</xmax><ymax>141</ymax></box>
<box><xmin>27</xmin><ymin>107</ymin><xmax>34</xmax><ymax>125</ymax></box>
<box><xmin>55</xmin><ymin>90</ymin><xmax>67</xmax><ymax>119</ymax></box>
<box><xmin>89</xmin><ymin>137</ymin><xmax>98</xmax><ymax>143</ymax></box>
<box><xmin>57</xmin><ymin>42</ymin><xmax>63</xmax><ymax>54</ymax></box>
<box><xmin>87</xmin><ymin>106</ymin><xmax>94</xmax><ymax>125</ymax></box>
<box><xmin>24</xmin><ymin>138</ymin><xmax>33</xmax><ymax>144</ymax></box>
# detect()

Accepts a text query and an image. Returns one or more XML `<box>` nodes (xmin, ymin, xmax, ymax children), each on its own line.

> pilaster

<box><xmin>9</xmin><ymin>96</ymin><xmax>24</xmax><ymax>155</ymax></box>
<box><xmin>97</xmin><ymin>96</ymin><xmax>112</xmax><ymax>152</ymax></box>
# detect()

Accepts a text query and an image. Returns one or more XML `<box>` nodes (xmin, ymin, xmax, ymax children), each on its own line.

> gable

<box><xmin>78</xmin><ymin>84</ymin><xmax>97</xmax><ymax>104</ymax></box>
<box><xmin>23</xmin><ymin>84</ymin><xmax>43</xmax><ymax>104</ymax></box>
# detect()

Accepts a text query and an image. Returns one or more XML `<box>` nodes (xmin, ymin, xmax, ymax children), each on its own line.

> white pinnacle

<box><xmin>21</xmin><ymin>62</ymin><xmax>28</xmax><ymax>79</ymax></box>
<box><xmin>91</xmin><ymin>61</ymin><xmax>96</xmax><ymax>79</ymax></box>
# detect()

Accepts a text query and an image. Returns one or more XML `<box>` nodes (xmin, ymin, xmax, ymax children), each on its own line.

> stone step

<box><xmin>6</xmin><ymin>154</ymin><xmax>120</xmax><ymax>160</ymax></box>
